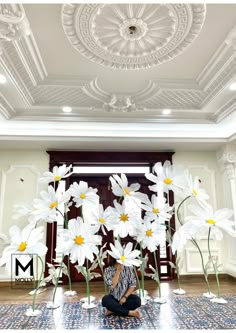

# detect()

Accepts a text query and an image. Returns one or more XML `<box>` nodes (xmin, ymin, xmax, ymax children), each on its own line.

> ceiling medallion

<box><xmin>61</xmin><ymin>4</ymin><xmax>206</xmax><ymax>70</ymax></box>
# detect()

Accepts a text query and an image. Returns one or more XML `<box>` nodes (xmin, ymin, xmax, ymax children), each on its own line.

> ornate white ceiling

<box><xmin>61</xmin><ymin>4</ymin><xmax>206</xmax><ymax>70</ymax></box>
<box><xmin>0</xmin><ymin>3</ymin><xmax>236</xmax><ymax>151</ymax></box>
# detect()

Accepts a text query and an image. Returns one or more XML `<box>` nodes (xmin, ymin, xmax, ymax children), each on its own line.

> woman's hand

<box><xmin>119</xmin><ymin>296</ymin><xmax>126</xmax><ymax>305</ymax></box>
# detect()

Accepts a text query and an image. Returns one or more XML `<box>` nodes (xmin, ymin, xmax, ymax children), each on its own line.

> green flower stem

<box><xmin>153</xmin><ymin>250</ymin><xmax>161</xmax><ymax>298</ymax></box>
<box><xmin>191</xmin><ymin>237</ymin><xmax>211</xmax><ymax>293</ymax></box>
<box><xmin>86</xmin><ymin>259</ymin><xmax>91</xmax><ymax>304</ymax></box>
<box><xmin>175</xmin><ymin>254</ymin><xmax>181</xmax><ymax>290</ymax></box>
<box><xmin>32</xmin><ymin>256</ymin><xmax>45</xmax><ymax>312</ymax></box>
<box><xmin>176</xmin><ymin>195</ymin><xmax>191</xmax><ymax>226</ymax></box>
<box><xmin>67</xmin><ymin>255</ymin><xmax>72</xmax><ymax>291</ymax></box>
<box><xmin>208</xmin><ymin>227</ymin><xmax>221</xmax><ymax>298</ymax></box>
<box><xmin>52</xmin><ymin>255</ymin><xmax>65</xmax><ymax>304</ymax></box>
<box><xmin>140</xmin><ymin>246</ymin><xmax>145</xmax><ymax>298</ymax></box>
<box><xmin>134</xmin><ymin>267</ymin><xmax>141</xmax><ymax>298</ymax></box>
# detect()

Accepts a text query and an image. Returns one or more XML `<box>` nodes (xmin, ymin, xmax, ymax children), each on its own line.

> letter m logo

<box><xmin>15</xmin><ymin>258</ymin><xmax>33</xmax><ymax>276</ymax></box>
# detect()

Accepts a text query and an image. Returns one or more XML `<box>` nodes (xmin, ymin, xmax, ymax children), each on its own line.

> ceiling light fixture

<box><xmin>229</xmin><ymin>82</ymin><xmax>236</xmax><ymax>91</ymax></box>
<box><xmin>0</xmin><ymin>74</ymin><xmax>7</xmax><ymax>84</ymax></box>
<box><xmin>162</xmin><ymin>109</ymin><xmax>172</xmax><ymax>115</ymax></box>
<box><xmin>62</xmin><ymin>106</ymin><xmax>72</xmax><ymax>113</ymax></box>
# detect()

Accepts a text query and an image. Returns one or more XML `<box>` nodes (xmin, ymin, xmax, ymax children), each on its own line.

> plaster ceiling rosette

<box><xmin>61</xmin><ymin>3</ymin><xmax>206</xmax><ymax>70</ymax></box>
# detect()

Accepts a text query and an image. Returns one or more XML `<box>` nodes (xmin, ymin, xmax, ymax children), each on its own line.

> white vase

<box><xmin>46</xmin><ymin>302</ymin><xmax>60</xmax><ymax>309</ymax></box>
<box><xmin>81</xmin><ymin>301</ymin><xmax>97</xmax><ymax>309</ymax></box>
<box><xmin>28</xmin><ymin>288</ymin><xmax>47</xmax><ymax>295</ymax></box>
<box><xmin>173</xmin><ymin>288</ymin><xmax>186</xmax><ymax>295</ymax></box>
<box><xmin>210</xmin><ymin>297</ymin><xmax>228</xmax><ymax>304</ymax></box>
<box><xmin>64</xmin><ymin>290</ymin><xmax>77</xmax><ymax>296</ymax></box>
<box><xmin>203</xmin><ymin>292</ymin><xmax>216</xmax><ymax>298</ymax></box>
<box><xmin>153</xmin><ymin>297</ymin><xmax>167</xmax><ymax>304</ymax></box>
<box><xmin>25</xmin><ymin>308</ymin><xmax>42</xmax><ymax>317</ymax></box>
<box><xmin>80</xmin><ymin>296</ymin><xmax>95</xmax><ymax>303</ymax></box>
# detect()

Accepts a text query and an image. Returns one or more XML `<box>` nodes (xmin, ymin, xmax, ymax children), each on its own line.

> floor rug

<box><xmin>0</xmin><ymin>295</ymin><xmax>236</xmax><ymax>329</ymax></box>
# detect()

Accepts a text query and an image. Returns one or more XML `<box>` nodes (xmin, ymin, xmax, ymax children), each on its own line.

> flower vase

<box><xmin>173</xmin><ymin>288</ymin><xmax>186</xmax><ymax>295</ymax></box>
<box><xmin>25</xmin><ymin>307</ymin><xmax>42</xmax><ymax>317</ymax></box>
<box><xmin>203</xmin><ymin>292</ymin><xmax>216</xmax><ymax>298</ymax></box>
<box><xmin>64</xmin><ymin>290</ymin><xmax>77</xmax><ymax>297</ymax></box>
<box><xmin>46</xmin><ymin>301</ymin><xmax>60</xmax><ymax>309</ymax></box>
<box><xmin>153</xmin><ymin>297</ymin><xmax>167</xmax><ymax>304</ymax></box>
<box><xmin>210</xmin><ymin>297</ymin><xmax>228</xmax><ymax>304</ymax></box>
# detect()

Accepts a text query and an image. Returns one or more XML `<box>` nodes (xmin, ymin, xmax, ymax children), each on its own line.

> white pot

<box><xmin>46</xmin><ymin>302</ymin><xmax>60</xmax><ymax>309</ymax></box>
<box><xmin>25</xmin><ymin>308</ymin><xmax>42</xmax><ymax>317</ymax></box>
<box><xmin>203</xmin><ymin>292</ymin><xmax>216</xmax><ymax>299</ymax></box>
<box><xmin>82</xmin><ymin>302</ymin><xmax>97</xmax><ymax>309</ymax></box>
<box><xmin>64</xmin><ymin>290</ymin><xmax>77</xmax><ymax>297</ymax></box>
<box><xmin>210</xmin><ymin>297</ymin><xmax>228</xmax><ymax>304</ymax></box>
<box><xmin>80</xmin><ymin>296</ymin><xmax>95</xmax><ymax>303</ymax></box>
<box><xmin>173</xmin><ymin>288</ymin><xmax>186</xmax><ymax>295</ymax></box>
<box><xmin>153</xmin><ymin>297</ymin><xmax>167</xmax><ymax>304</ymax></box>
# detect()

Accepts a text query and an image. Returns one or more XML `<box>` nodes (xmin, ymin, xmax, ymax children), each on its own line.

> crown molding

<box><xmin>0</xmin><ymin>93</ymin><xmax>15</xmax><ymax>120</ymax></box>
<box><xmin>213</xmin><ymin>96</ymin><xmax>236</xmax><ymax>123</ymax></box>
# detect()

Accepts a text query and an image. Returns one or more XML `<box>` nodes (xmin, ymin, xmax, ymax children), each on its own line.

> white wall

<box><xmin>0</xmin><ymin>150</ymin><xmax>49</xmax><ymax>281</ymax></box>
<box><xmin>173</xmin><ymin>151</ymin><xmax>229</xmax><ymax>276</ymax></box>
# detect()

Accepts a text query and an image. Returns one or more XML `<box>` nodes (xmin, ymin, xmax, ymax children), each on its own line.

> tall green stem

<box><xmin>208</xmin><ymin>227</ymin><xmax>220</xmax><ymax>297</ymax></box>
<box><xmin>32</xmin><ymin>256</ymin><xmax>45</xmax><ymax>311</ymax></box>
<box><xmin>86</xmin><ymin>259</ymin><xmax>91</xmax><ymax>304</ymax></box>
<box><xmin>67</xmin><ymin>255</ymin><xmax>72</xmax><ymax>291</ymax></box>
<box><xmin>192</xmin><ymin>237</ymin><xmax>211</xmax><ymax>293</ymax></box>
<box><xmin>52</xmin><ymin>255</ymin><xmax>65</xmax><ymax>304</ymax></box>
<box><xmin>153</xmin><ymin>250</ymin><xmax>161</xmax><ymax>297</ymax></box>
<box><xmin>134</xmin><ymin>267</ymin><xmax>141</xmax><ymax>298</ymax></box>
<box><xmin>140</xmin><ymin>246</ymin><xmax>145</xmax><ymax>298</ymax></box>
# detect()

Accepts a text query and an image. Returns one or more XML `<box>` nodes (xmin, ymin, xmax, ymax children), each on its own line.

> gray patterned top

<box><xmin>104</xmin><ymin>265</ymin><xmax>137</xmax><ymax>301</ymax></box>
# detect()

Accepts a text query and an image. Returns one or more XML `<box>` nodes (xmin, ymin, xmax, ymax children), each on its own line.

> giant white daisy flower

<box><xmin>141</xmin><ymin>194</ymin><xmax>172</xmax><ymax>224</ymax></box>
<box><xmin>109</xmin><ymin>173</ymin><xmax>148</xmax><ymax>205</ymax></box>
<box><xmin>107</xmin><ymin>240</ymin><xmax>141</xmax><ymax>267</ymax></box>
<box><xmin>106</xmin><ymin>200</ymin><xmax>138</xmax><ymax>238</ymax></box>
<box><xmin>183</xmin><ymin>173</ymin><xmax>209</xmax><ymax>206</ymax></box>
<box><xmin>39</xmin><ymin>164</ymin><xmax>73</xmax><ymax>183</ymax></box>
<box><xmin>55</xmin><ymin>218</ymin><xmax>102</xmax><ymax>266</ymax></box>
<box><xmin>145</xmin><ymin>160</ymin><xmax>185</xmax><ymax>194</ymax></box>
<box><xmin>172</xmin><ymin>203</ymin><xmax>235</xmax><ymax>254</ymax></box>
<box><xmin>0</xmin><ymin>224</ymin><xmax>47</xmax><ymax>270</ymax></box>
<box><xmin>30</xmin><ymin>185</ymin><xmax>70</xmax><ymax>223</ymax></box>
<box><xmin>69</xmin><ymin>181</ymin><xmax>98</xmax><ymax>208</ymax></box>
<box><xmin>136</xmin><ymin>219</ymin><xmax>166</xmax><ymax>253</ymax></box>
<box><xmin>89</xmin><ymin>204</ymin><xmax>112</xmax><ymax>235</ymax></box>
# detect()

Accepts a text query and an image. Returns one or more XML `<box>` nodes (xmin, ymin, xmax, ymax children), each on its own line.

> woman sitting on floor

<box><xmin>102</xmin><ymin>257</ymin><xmax>141</xmax><ymax>318</ymax></box>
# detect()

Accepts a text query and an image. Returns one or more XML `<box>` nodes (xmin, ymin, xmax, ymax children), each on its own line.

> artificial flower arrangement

<box><xmin>0</xmin><ymin>160</ymin><xmax>235</xmax><ymax>317</ymax></box>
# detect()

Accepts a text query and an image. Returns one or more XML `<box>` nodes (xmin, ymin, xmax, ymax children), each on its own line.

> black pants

<box><xmin>102</xmin><ymin>294</ymin><xmax>141</xmax><ymax>316</ymax></box>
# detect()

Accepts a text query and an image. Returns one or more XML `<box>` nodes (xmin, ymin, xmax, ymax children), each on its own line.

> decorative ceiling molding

<box><xmin>0</xmin><ymin>93</ymin><xmax>15</xmax><ymax>120</ymax></box>
<box><xmin>214</xmin><ymin>96</ymin><xmax>236</xmax><ymax>123</ymax></box>
<box><xmin>0</xmin><ymin>4</ymin><xmax>30</xmax><ymax>43</ymax></box>
<box><xmin>61</xmin><ymin>3</ymin><xmax>206</xmax><ymax>70</ymax></box>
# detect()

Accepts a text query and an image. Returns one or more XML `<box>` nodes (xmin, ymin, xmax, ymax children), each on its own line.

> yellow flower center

<box><xmin>164</xmin><ymin>178</ymin><xmax>172</xmax><ymax>185</ymax></box>
<box><xmin>80</xmin><ymin>193</ymin><xmax>86</xmax><ymax>199</ymax></box>
<box><xmin>74</xmin><ymin>235</ymin><xmax>84</xmax><ymax>245</ymax></box>
<box><xmin>120</xmin><ymin>214</ymin><xmax>128</xmax><ymax>222</ymax></box>
<box><xmin>54</xmin><ymin>175</ymin><xmax>61</xmax><ymax>181</ymax></box>
<box><xmin>146</xmin><ymin>229</ymin><xmax>153</xmax><ymax>237</ymax></box>
<box><xmin>123</xmin><ymin>187</ymin><xmax>130</xmax><ymax>195</ymax></box>
<box><xmin>120</xmin><ymin>255</ymin><xmax>126</xmax><ymax>262</ymax></box>
<box><xmin>99</xmin><ymin>218</ymin><xmax>105</xmax><ymax>224</ymax></box>
<box><xmin>192</xmin><ymin>189</ymin><xmax>198</xmax><ymax>196</ymax></box>
<box><xmin>206</xmin><ymin>219</ymin><xmax>216</xmax><ymax>225</ymax></box>
<box><xmin>18</xmin><ymin>242</ymin><xmax>27</xmax><ymax>252</ymax></box>
<box><xmin>50</xmin><ymin>201</ymin><xmax>58</xmax><ymax>209</ymax></box>
<box><xmin>152</xmin><ymin>208</ymin><xmax>159</xmax><ymax>214</ymax></box>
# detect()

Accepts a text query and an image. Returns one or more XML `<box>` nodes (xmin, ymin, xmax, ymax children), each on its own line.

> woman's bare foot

<box><xmin>105</xmin><ymin>309</ymin><xmax>113</xmax><ymax>316</ymax></box>
<box><xmin>128</xmin><ymin>310</ymin><xmax>141</xmax><ymax>318</ymax></box>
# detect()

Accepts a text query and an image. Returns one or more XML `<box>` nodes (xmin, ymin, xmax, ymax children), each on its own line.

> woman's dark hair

<box><xmin>108</xmin><ymin>256</ymin><xmax>117</xmax><ymax>266</ymax></box>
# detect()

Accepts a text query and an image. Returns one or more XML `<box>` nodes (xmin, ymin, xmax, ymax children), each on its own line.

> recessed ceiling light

<box><xmin>0</xmin><ymin>74</ymin><xmax>6</xmax><ymax>84</ymax></box>
<box><xmin>229</xmin><ymin>82</ymin><xmax>236</xmax><ymax>91</ymax></box>
<box><xmin>62</xmin><ymin>106</ymin><xmax>72</xmax><ymax>113</ymax></box>
<box><xmin>162</xmin><ymin>109</ymin><xmax>172</xmax><ymax>115</ymax></box>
